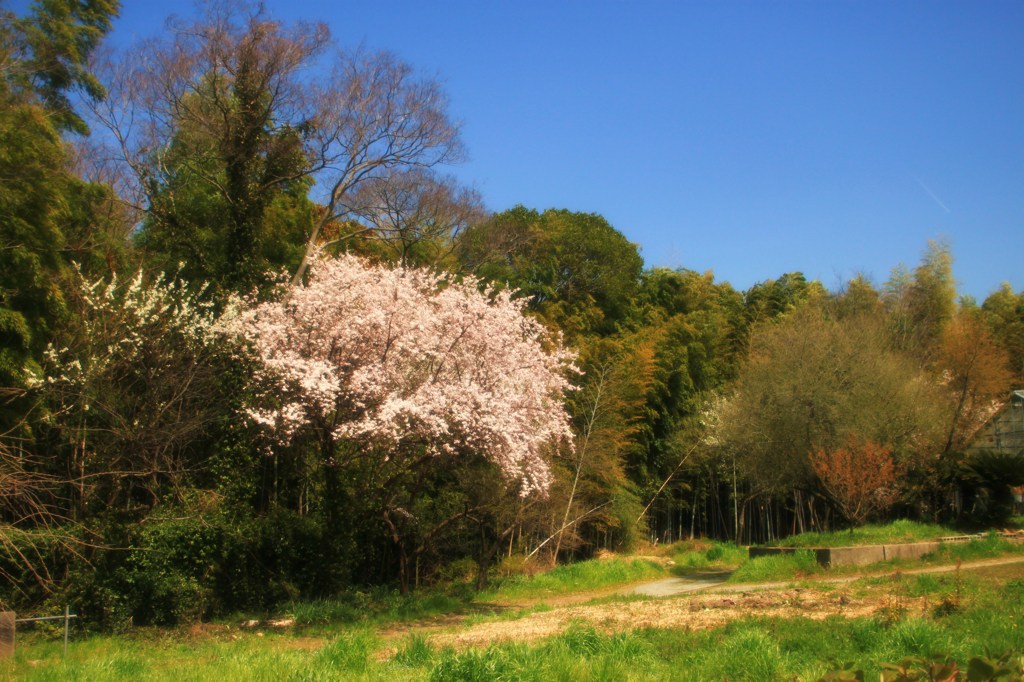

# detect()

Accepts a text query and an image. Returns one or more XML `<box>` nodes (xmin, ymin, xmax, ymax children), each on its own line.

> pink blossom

<box><xmin>223</xmin><ymin>255</ymin><xmax>576</xmax><ymax>495</ymax></box>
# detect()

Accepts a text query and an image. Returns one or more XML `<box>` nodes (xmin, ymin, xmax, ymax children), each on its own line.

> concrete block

<box><xmin>883</xmin><ymin>541</ymin><xmax>940</xmax><ymax>561</ymax></box>
<box><xmin>824</xmin><ymin>545</ymin><xmax>886</xmax><ymax>567</ymax></box>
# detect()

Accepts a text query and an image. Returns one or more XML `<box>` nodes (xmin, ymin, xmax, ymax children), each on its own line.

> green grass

<box><xmin>423</xmin><ymin>572</ymin><xmax>1024</xmax><ymax>681</ymax></box>
<box><xmin>7</xmin><ymin>520</ymin><xmax>1024</xmax><ymax>680</ymax></box>
<box><xmin>927</xmin><ymin>530</ymin><xmax>1024</xmax><ymax>562</ymax></box>
<box><xmin>727</xmin><ymin>528</ymin><xmax>1023</xmax><ymax>584</ymax></box>
<box><xmin>727</xmin><ymin>549</ymin><xmax>821</xmax><ymax>583</ymax></box>
<box><xmin>7</xmin><ymin>553</ymin><xmax>1024</xmax><ymax>681</ymax></box>
<box><xmin>667</xmin><ymin>540</ymin><xmax>747</xmax><ymax>575</ymax></box>
<box><xmin>770</xmin><ymin>519</ymin><xmax>959</xmax><ymax>548</ymax></box>
<box><xmin>478</xmin><ymin>556</ymin><xmax>667</xmax><ymax>602</ymax></box>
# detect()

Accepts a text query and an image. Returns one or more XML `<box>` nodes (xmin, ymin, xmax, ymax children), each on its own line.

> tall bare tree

<box><xmin>89</xmin><ymin>0</ymin><xmax>464</xmax><ymax>290</ymax></box>
<box><xmin>345</xmin><ymin>168</ymin><xmax>486</xmax><ymax>268</ymax></box>
<box><xmin>293</xmin><ymin>48</ymin><xmax>464</xmax><ymax>281</ymax></box>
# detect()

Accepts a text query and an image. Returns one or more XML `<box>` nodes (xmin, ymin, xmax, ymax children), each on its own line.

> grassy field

<box><xmin>6</xmin><ymin>528</ymin><xmax>1024</xmax><ymax>681</ymax></box>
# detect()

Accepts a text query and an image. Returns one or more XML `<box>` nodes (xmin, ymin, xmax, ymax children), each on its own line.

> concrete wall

<box><xmin>748</xmin><ymin>541</ymin><xmax>940</xmax><ymax>567</ymax></box>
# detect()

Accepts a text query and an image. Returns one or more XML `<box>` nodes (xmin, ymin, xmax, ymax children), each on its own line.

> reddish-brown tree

<box><xmin>809</xmin><ymin>436</ymin><xmax>902</xmax><ymax>528</ymax></box>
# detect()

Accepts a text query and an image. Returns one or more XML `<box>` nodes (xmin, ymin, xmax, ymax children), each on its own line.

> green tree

<box><xmin>457</xmin><ymin>206</ymin><xmax>643</xmax><ymax>336</ymax></box>
<box><xmin>2</xmin><ymin>0</ymin><xmax>119</xmax><ymax>135</ymax></box>
<box><xmin>832</xmin><ymin>274</ymin><xmax>882</xmax><ymax>320</ymax></box>
<box><xmin>727</xmin><ymin>272</ymin><xmax>826</xmax><ymax>360</ymax></box>
<box><xmin>96</xmin><ymin>1</ymin><xmax>464</xmax><ymax>295</ymax></box>
<box><xmin>718</xmin><ymin>305</ymin><xmax>944</xmax><ymax>503</ymax></box>
<box><xmin>552</xmin><ymin>334</ymin><xmax>656</xmax><ymax>557</ymax></box>
<box><xmin>617</xmin><ymin>268</ymin><xmax>747</xmax><ymax>540</ymax></box>
<box><xmin>884</xmin><ymin>241</ymin><xmax>957</xmax><ymax>361</ymax></box>
<box><xmin>634</xmin><ymin>267</ymin><xmax>745</xmax><ymax>387</ymax></box>
<box><xmin>0</xmin><ymin>94</ymin><xmax>67</xmax><ymax>393</ymax></box>
<box><xmin>112</xmin><ymin>5</ymin><xmax>325</xmax><ymax>293</ymax></box>
<box><xmin>982</xmin><ymin>283</ymin><xmax>1024</xmax><ymax>381</ymax></box>
<box><xmin>0</xmin><ymin>0</ymin><xmax>118</xmax><ymax>408</ymax></box>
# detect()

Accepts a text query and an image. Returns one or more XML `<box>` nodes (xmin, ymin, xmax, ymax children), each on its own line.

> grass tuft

<box><xmin>930</xmin><ymin>531</ymin><xmax>1024</xmax><ymax>562</ymax></box>
<box><xmin>393</xmin><ymin>633</ymin><xmax>435</xmax><ymax>668</ymax></box>
<box><xmin>728</xmin><ymin>549</ymin><xmax>820</xmax><ymax>583</ymax></box>
<box><xmin>313</xmin><ymin>630</ymin><xmax>377</xmax><ymax>673</ymax></box>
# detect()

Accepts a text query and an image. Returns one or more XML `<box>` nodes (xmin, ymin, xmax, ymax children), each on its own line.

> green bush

<box><xmin>58</xmin><ymin>500</ymin><xmax>356</xmax><ymax>627</ymax></box>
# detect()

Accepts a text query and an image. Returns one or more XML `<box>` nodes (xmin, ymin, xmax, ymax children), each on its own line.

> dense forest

<box><xmin>1</xmin><ymin>1</ymin><xmax>1022</xmax><ymax>628</ymax></box>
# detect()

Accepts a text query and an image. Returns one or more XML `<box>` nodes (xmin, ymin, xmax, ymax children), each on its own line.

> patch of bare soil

<box><xmin>374</xmin><ymin>556</ymin><xmax>1024</xmax><ymax>658</ymax></box>
<box><xmin>427</xmin><ymin>588</ymin><xmax>883</xmax><ymax>650</ymax></box>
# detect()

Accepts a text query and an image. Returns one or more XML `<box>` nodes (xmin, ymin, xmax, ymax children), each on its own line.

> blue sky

<box><xmin>90</xmin><ymin>1</ymin><xmax>1024</xmax><ymax>299</ymax></box>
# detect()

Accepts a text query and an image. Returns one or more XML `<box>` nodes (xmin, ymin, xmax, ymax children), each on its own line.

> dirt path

<box><xmin>634</xmin><ymin>555</ymin><xmax>1024</xmax><ymax>598</ymax></box>
<box><xmin>379</xmin><ymin>555</ymin><xmax>1024</xmax><ymax>655</ymax></box>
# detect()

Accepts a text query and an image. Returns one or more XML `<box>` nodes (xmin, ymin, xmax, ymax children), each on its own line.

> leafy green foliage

<box><xmin>63</xmin><ymin>502</ymin><xmax>347</xmax><ymax>628</ymax></box>
<box><xmin>0</xmin><ymin>96</ymin><xmax>68</xmax><ymax>393</ymax></box>
<box><xmin>0</xmin><ymin>1</ymin><xmax>122</xmax><ymax>432</ymax></box>
<box><xmin>458</xmin><ymin>206</ymin><xmax>643</xmax><ymax>337</ymax></box>
<box><xmin>885</xmin><ymin>241</ymin><xmax>958</xmax><ymax>362</ymax></box>
<box><xmin>719</xmin><ymin>305</ymin><xmax>945</xmax><ymax>498</ymax></box>
<box><xmin>135</xmin><ymin>79</ymin><xmax>317</xmax><ymax>295</ymax></box>
<box><xmin>982</xmin><ymin>283</ymin><xmax>1024</xmax><ymax>381</ymax></box>
<box><xmin>2</xmin><ymin>0</ymin><xmax>119</xmax><ymax>134</ymax></box>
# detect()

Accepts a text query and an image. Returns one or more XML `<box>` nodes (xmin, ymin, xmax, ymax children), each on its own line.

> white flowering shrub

<box><xmin>46</xmin><ymin>269</ymin><xmax>216</xmax><ymax>380</ymax></box>
<box><xmin>41</xmin><ymin>268</ymin><xmax>228</xmax><ymax>511</ymax></box>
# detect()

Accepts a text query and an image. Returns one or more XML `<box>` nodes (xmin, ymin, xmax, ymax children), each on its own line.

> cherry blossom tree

<box><xmin>225</xmin><ymin>254</ymin><xmax>576</xmax><ymax>492</ymax></box>
<box><xmin>223</xmin><ymin>254</ymin><xmax>575</xmax><ymax>589</ymax></box>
